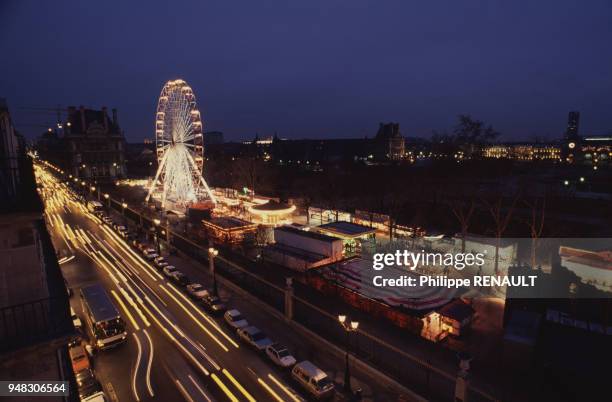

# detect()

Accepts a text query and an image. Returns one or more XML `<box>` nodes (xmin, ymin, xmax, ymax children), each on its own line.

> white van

<box><xmin>291</xmin><ymin>361</ymin><xmax>335</xmax><ymax>399</ymax></box>
<box><xmin>87</xmin><ymin>201</ymin><xmax>104</xmax><ymax>213</ymax></box>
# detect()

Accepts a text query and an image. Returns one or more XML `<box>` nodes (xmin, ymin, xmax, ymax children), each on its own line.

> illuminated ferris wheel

<box><xmin>146</xmin><ymin>79</ymin><xmax>216</xmax><ymax>208</ymax></box>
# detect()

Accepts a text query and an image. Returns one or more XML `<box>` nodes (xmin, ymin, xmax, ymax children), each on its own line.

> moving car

<box><xmin>70</xmin><ymin>306</ymin><xmax>82</xmax><ymax>329</ymax></box>
<box><xmin>237</xmin><ymin>326</ymin><xmax>273</xmax><ymax>351</ymax></box>
<box><xmin>291</xmin><ymin>361</ymin><xmax>335</xmax><ymax>399</ymax></box>
<box><xmin>201</xmin><ymin>295</ymin><xmax>226</xmax><ymax>315</ymax></box>
<box><xmin>186</xmin><ymin>283</ymin><xmax>209</xmax><ymax>299</ymax></box>
<box><xmin>266</xmin><ymin>343</ymin><xmax>297</xmax><ymax>368</ymax></box>
<box><xmin>224</xmin><ymin>309</ymin><xmax>249</xmax><ymax>330</ymax></box>
<box><xmin>162</xmin><ymin>265</ymin><xmax>178</xmax><ymax>278</ymax></box>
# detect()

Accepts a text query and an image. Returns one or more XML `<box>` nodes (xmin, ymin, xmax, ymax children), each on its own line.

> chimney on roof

<box><xmin>79</xmin><ymin>105</ymin><xmax>86</xmax><ymax>132</ymax></box>
<box><xmin>102</xmin><ymin>106</ymin><xmax>108</xmax><ymax>132</ymax></box>
<box><xmin>112</xmin><ymin>108</ymin><xmax>118</xmax><ymax>128</ymax></box>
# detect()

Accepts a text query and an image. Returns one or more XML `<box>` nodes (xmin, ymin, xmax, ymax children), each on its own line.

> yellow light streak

<box><xmin>175</xmin><ymin>379</ymin><xmax>195</xmax><ymax>402</ymax></box>
<box><xmin>112</xmin><ymin>289</ymin><xmax>140</xmax><ymax>331</ymax></box>
<box><xmin>268</xmin><ymin>374</ymin><xmax>300</xmax><ymax>402</ymax></box>
<box><xmin>222</xmin><ymin>369</ymin><xmax>256</xmax><ymax>402</ymax></box>
<box><xmin>143</xmin><ymin>329</ymin><xmax>155</xmax><ymax>397</ymax></box>
<box><xmin>166</xmin><ymin>282</ymin><xmax>239</xmax><ymax>348</ymax></box>
<box><xmin>188</xmin><ymin>375</ymin><xmax>212</xmax><ymax>402</ymax></box>
<box><xmin>257</xmin><ymin>378</ymin><xmax>285</xmax><ymax>402</ymax></box>
<box><xmin>158</xmin><ymin>284</ymin><xmax>229</xmax><ymax>352</ymax></box>
<box><xmin>132</xmin><ymin>333</ymin><xmax>142</xmax><ymax>401</ymax></box>
<box><xmin>211</xmin><ymin>373</ymin><xmax>239</xmax><ymax>402</ymax></box>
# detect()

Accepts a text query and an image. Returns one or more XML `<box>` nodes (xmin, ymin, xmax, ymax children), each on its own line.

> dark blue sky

<box><xmin>1</xmin><ymin>0</ymin><xmax>611</xmax><ymax>142</ymax></box>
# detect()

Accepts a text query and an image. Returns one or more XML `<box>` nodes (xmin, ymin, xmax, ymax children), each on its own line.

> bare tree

<box><xmin>523</xmin><ymin>197</ymin><xmax>546</xmax><ymax>269</ymax></box>
<box><xmin>483</xmin><ymin>194</ymin><xmax>519</xmax><ymax>274</ymax></box>
<box><xmin>450</xmin><ymin>197</ymin><xmax>476</xmax><ymax>252</ymax></box>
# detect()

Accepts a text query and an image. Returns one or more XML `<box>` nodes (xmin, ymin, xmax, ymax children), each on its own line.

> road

<box><xmin>36</xmin><ymin>165</ymin><xmax>309</xmax><ymax>402</ymax></box>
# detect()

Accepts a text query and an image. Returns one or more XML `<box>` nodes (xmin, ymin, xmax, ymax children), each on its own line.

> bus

<box><xmin>80</xmin><ymin>284</ymin><xmax>127</xmax><ymax>350</ymax></box>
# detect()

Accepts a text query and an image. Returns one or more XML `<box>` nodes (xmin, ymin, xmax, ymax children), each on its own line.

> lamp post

<box><xmin>209</xmin><ymin>247</ymin><xmax>219</xmax><ymax>296</ymax></box>
<box><xmin>104</xmin><ymin>193</ymin><xmax>110</xmax><ymax>208</ymax></box>
<box><xmin>338</xmin><ymin>314</ymin><xmax>359</xmax><ymax>393</ymax></box>
<box><xmin>153</xmin><ymin>219</ymin><xmax>161</xmax><ymax>254</ymax></box>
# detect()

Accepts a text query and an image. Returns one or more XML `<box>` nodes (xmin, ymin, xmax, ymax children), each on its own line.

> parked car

<box><xmin>291</xmin><ymin>361</ymin><xmax>335</xmax><ymax>400</ymax></box>
<box><xmin>170</xmin><ymin>272</ymin><xmax>190</xmax><ymax>287</ymax></box>
<box><xmin>237</xmin><ymin>326</ymin><xmax>273</xmax><ymax>351</ymax></box>
<box><xmin>76</xmin><ymin>369</ymin><xmax>102</xmax><ymax>400</ymax></box>
<box><xmin>162</xmin><ymin>265</ymin><xmax>178</xmax><ymax>278</ymax></box>
<box><xmin>102</xmin><ymin>216</ymin><xmax>112</xmax><ymax>225</ymax></box>
<box><xmin>143</xmin><ymin>248</ymin><xmax>158</xmax><ymax>260</ymax></box>
<box><xmin>117</xmin><ymin>226</ymin><xmax>128</xmax><ymax>237</ymax></box>
<box><xmin>201</xmin><ymin>295</ymin><xmax>226</xmax><ymax>315</ymax></box>
<box><xmin>81</xmin><ymin>391</ymin><xmax>107</xmax><ymax>402</ymax></box>
<box><xmin>153</xmin><ymin>256</ymin><xmax>168</xmax><ymax>269</ymax></box>
<box><xmin>70</xmin><ymin>306</ymin><xmax>82</xmax><ymax>329</ymax></box>
<box><xmin>224</xmin><ymin>309</ymin><xmax>249</xmax><ymax>329</ymax></box>
<box><xmin>186</xmin><ymin>283</ymin><xmax>209</xmax><ymax>299</ymax></box>
<box><xmin>266</xmin><ymin>343</ymin><xmax>297</xmax><ymax>368</ymax></box>
<box><xmin>68</xmin><ymin>341</ymin><xmax>91</xmax><ymax>374</ymax></box>
<box><xmin>65</xmin><ymin>278</ymin><xmax>73</xmax><ymax>297</ymax></box>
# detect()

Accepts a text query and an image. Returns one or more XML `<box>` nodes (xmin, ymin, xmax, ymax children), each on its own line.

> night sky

<box><xmin>1</xmin><ymin>0</ymin><xmax>611</xmax><ymax>142</ymax></box>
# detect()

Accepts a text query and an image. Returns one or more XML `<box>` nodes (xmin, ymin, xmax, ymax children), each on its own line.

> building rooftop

<box><xmin>317</xmin><ymin>221</ymin><xmax>376</xmax><ymax>238</ymax></box>
<box><xmin>267</xmin><ymin>243</ymin><xmax>328</xmax><ymax>263</ymax></box>
<box><xmin>276</xmin><ymin>225</ymin><xmax>340</xmax><ymax>243</ymax></box>
<box><xmin>250</xmin><ymin>200</ymin><xmax>292</xmax><ymax>211</ymax></box>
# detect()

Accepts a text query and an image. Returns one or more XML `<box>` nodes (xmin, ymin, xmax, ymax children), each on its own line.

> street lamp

<box><xmin>338</xmin><ymin>315</ymin><xmax>359</xmax><ymax>393</ymax></box>
<box><xmin>153</xmin><ymin>219</ymin><xmax>161</xmax><ymax>254</ymax></box>
<box><xmin>209</xmin><ymin>247</ymin><xmax>219</xmax><ymax>296</ymax></box>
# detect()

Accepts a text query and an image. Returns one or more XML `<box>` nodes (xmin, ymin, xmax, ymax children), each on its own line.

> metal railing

<box><xmin>0</xmin><ymin>297</ymin><xmax>73</xmax><ymax>353</ymax></box>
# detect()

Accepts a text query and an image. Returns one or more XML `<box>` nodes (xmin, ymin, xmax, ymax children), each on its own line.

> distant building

<box><xmin>0</xmin><ymin>99</ymin><xmax>74</xmax><ymax>387</ymax></box>
<box><xmin>0</xmin><ymin>98</ymin><xmax>21</xmax><ymax>199</ymax></box>
<box><xmin>566</xmin><ymin>111</ymin><xmax>580</xmax><ymax>140</ymax></box>
<box><xmin>375</xmin><ymin>122</ymin><xmax>406</xmax><ymax>160</ymax></box>
<box><xmin>37</xmin><ymin>106</ymin><xmax>126</xmax><ymax>181</ymax></box>
<box><xmin>563</xmin><ymin>111</ymin><xmax>582</xmax><ymax>163</ymax></box>
<box><xmin>482</xmin><ymin>143</ymin><xmax>561</xmax><ymax>161</ymax></box>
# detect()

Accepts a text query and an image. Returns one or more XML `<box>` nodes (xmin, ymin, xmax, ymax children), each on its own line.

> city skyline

<box><xmin>2</xmin><ymin>0</ymin><xmax>612</xmax><ymax>142</ymax></box>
